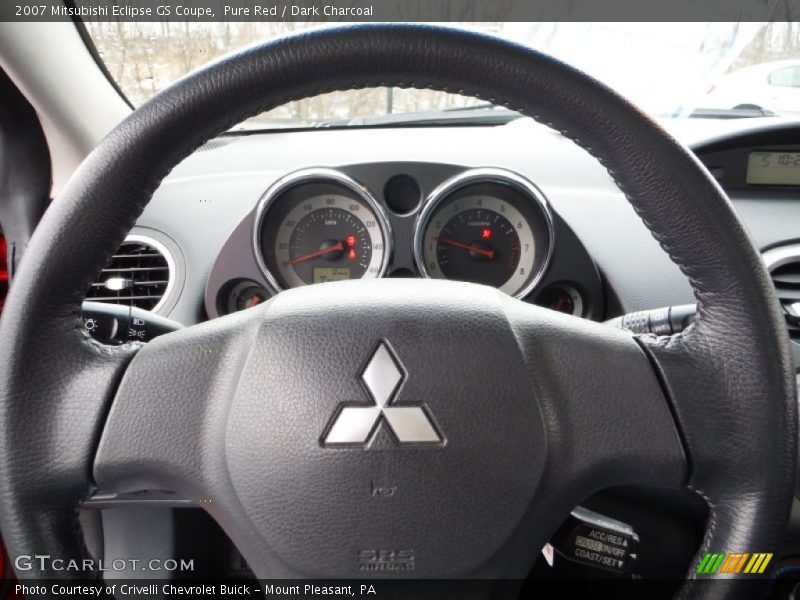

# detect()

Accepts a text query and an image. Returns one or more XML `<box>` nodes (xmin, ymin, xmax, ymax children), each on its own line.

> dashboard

<box><xmin>118</xmin><ymin>117</ymin><xmax>800</xmax><ymax>356</ymax></box>
<box><xmin>81</xmin><ymin>114</ymin><xmax>800</xmax><ymax>586</ymax></box>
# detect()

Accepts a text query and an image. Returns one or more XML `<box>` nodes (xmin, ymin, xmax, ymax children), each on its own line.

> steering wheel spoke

<box><xmin>93</xmin><ymin>311</ymin><xmax>260</xmax><ymax>503</ymax></box>
<box><xmin>512</xmin><ymin>306</ymin><xmax>688</xmax><ymax>498</ymax></box>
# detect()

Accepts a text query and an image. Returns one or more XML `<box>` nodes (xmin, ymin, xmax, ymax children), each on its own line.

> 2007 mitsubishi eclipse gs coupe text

<box><xmin>0</xmin><ymin>12</ymin><xmax>799</xmax><ymax>600</ymax></box>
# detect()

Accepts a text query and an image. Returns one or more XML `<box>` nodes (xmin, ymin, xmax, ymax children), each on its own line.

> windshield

<box><xmin>85</xmin><ymin>22</ymin><xmax>800</xmax><ymax>129</ymax></box>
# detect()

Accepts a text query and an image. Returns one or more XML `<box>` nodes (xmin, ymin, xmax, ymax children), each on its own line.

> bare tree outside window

<box><xmin>84</xmin><ymin>21</ymin><xmax>800</xmax><ymax>124</ymax></box>
<box><xmin>84</xmin><ymin>22</ymin><xmax>490</xmax><ymax>127</ymax></box>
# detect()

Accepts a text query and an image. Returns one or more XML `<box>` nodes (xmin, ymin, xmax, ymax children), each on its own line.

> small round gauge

<box><xmin>536</xmin><ymin>285</ymin><xmax>584</xmax><ymax>317</ymax></box>
<box><xmin>414</xmin><ymin>169</ymin><xmax>553</xmax><ymax>298</ymax></box>
<box><xmin>253</xmin><ymin>169</ymin><xmax>392</xmax><ymax>291</ymax></box>
<box><xmin>223</xmin><ymin>280</ymin><xmax>270</xmax><ymax>314</ymax></box>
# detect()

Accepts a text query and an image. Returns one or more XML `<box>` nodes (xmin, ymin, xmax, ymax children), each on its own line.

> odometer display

<box><xmin>415</xmin><ymin>170</ymin><xmax>553</xmax><ymax>298</ymax></box>
<box><xmin>313</xmin><ymin>267</ymin><xmax>351</xmax><ymax>283</ymax></box>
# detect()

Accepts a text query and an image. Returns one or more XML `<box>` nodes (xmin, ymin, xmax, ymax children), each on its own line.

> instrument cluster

<box><xmin>208</xmin><ymin>165</ymin><xmax>601</xmax><ymax>320</ymax></box>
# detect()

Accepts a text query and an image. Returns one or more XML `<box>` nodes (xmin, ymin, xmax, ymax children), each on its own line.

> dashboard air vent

<box><xmin>86</xmin><ymin>236</ymin><xmax>172</xmax><ymax>311</ymax></box>
<box><xmin>763</xmin><ymin>244</ymin><xmax>800</xmax><ymax>337</ymax></box>
<box><xmin>772</xmin><ymin>262</ymin><xmax>800</xmax><ymax>289</ymax></box>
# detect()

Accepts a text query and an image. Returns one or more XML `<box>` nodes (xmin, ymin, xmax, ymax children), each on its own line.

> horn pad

<box><xmin>225</xmin><ymin>279</ymin><xmax>546</xmax><ymax>577</ymax></box>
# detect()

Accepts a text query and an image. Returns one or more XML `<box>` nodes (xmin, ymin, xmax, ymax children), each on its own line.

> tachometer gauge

<box><xmin>254</xmin><ymin>169</ymin><xmax>392</xmax><ymax>291</ymax></box>
<box><xmin>414</xmin><ymin>169</ymin><xmax>554</xmax><ymax>299</ymax></box>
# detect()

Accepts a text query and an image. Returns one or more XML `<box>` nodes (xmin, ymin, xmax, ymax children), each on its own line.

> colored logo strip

<box><xmin>696</xmin><ymin>552</ymin><xmax>773</xmax><ymax>575</ymax></box>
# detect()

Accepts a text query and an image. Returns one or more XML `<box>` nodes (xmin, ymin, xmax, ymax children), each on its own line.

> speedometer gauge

<box><xmin>275</xmin><ymin>201</ymin><xmax>378</xmax><ymax>288</ymax></box>
<box><xmin>254</xmin><ymin>169</ymin><xmax>392</xmax><ymax>291</ymax></box>
<box><xmin>414</xmin><ymin>169</ymin><xmax>554</xmax><ymax>299</ymax></box>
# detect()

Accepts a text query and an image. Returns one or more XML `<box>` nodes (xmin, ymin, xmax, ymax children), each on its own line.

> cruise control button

<box><xmin>550</xmin><ymin>506</ymin><xmax>639</xmax><ymax>575</ymax></box>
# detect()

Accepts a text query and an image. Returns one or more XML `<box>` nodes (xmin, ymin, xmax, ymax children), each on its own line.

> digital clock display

<box><xmin>747</xmin><ymin>151</ymin><xmax>800</xmax><ymax>185</ymax></box>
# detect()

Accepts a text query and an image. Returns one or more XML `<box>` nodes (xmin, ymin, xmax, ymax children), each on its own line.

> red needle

<box><xmin>246</xmin><ymin>295</ymin><xmax>263</xmax><ymax>309</ymax></box>
<box><xmin>436</xmin><ymin>237</ymin><xmax>495</xmax><ymax>260</ymax></box>
<box><xmin>289</xmin><ymin>242</ymin><xmax>344</xmax><ymax>265</ymax></box>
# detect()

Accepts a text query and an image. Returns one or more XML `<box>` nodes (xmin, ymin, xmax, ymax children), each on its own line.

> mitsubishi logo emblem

<box><xmin>323</xmin><ymin>342</ymin><xmax>442</xmax><ymax>446</ymax></box>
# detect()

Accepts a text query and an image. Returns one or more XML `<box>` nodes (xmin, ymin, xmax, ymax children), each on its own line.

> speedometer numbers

<box><xmin>275</xmin><ymin>203</ymin><xmax>380</xmax><ymax>288</ymax></box>
<box><xmin>254</xmin><ymin>169</ymin><xmax>392</xmax><ymax>291</ymax></box>
<box><xmin>414</xmin><ymin>169</ymin><xmax>553</xmax><ymax>299</ymax></box>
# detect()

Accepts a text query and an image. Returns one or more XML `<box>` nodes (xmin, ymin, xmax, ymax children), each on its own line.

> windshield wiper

<box><xmin>686</xmin><ymin>107</ymin><xmax>778</xmax><ymax>119</ymax></box>
<box><xmin>314</xmin><ymin>104</ymin><xmax>522</xmax><ymax>128</ymax></box>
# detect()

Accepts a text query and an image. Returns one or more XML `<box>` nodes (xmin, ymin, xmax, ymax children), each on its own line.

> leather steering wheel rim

<box><xmin>0</xmin><ymin>24</ymin><xmax>795</xmax><ymax>599</ymax></box>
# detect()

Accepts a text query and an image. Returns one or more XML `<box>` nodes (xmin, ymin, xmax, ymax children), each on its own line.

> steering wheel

<box><xmin>0</xmin><ymin>24</ymin><xmax>795</xmax><ymax>599</ymax></box>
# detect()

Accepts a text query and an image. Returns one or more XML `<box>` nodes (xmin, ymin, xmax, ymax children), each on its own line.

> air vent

<box><xmin>763</xmin><ymin>244</ymin><xmax>800</xmax><ymax>336</ymax></box>
<box><xmin>772</xmin><ymin>262</ymin><xmax>800</xmax><ymax>288</ymax></box>
<box><xmin>86</xmin><ymin>235</ymin><xmax>173</xmax><ymax>312</ymax></box>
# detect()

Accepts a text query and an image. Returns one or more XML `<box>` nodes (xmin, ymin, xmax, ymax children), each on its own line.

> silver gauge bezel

<box><xmin>413</xmin><ymin>167</ymin><xmax>555</xmax><ymax>300</ymax></box>
<box><xmin>540</xmin><ymin>283</ymin><xmax>585</xmax><ymax>317</ymax></box>
<box><xmin>252</xmin><ymin>168</ymin><xmax>394</xmax><ymax>293</ymax></box>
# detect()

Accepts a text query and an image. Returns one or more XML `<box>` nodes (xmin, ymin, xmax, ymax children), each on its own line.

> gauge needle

<box><xmin>289</xmin><ymin>242</ymin><xmax>344</xmax><ymax>265</ymax></box>
<box><xmin>436</xmin><ymin>237</ymin><xmax>495</xmax><ymax>260</ymax></box>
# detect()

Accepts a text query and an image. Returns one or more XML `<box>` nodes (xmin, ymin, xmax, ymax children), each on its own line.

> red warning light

<box><xmin>481</xmin><ymin>228</ymin><xmax>493</xmax><ymax>240</ymax></box>
<box><xmin>348</xmin><ymin>249</ymin><xmax>357</xmax><ymax>260</ymax></box>
<box><xmin>346</xmin><ymin>235</ymin><xmax>357</xmax><ymax>247</ymax></box>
